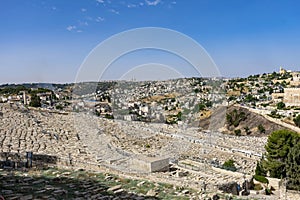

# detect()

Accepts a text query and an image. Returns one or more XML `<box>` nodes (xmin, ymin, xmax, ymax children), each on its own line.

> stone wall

<box><xmin>284</xmin><ymin>88</ymin><xmax>300</xmax><ymax>106</ymax></box>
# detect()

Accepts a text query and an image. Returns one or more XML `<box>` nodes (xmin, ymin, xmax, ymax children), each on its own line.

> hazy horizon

<box><xmin>0</xmin><ymin>67</ymin><xmax>290</xmax><ymax>86</ymax></box>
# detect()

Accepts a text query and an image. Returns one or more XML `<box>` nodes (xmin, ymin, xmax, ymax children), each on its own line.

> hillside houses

<box><xmin>271</xmin><ymin>69</ymin><xmax>300</xmax><ymax>107</ymax></box>
<box><xmin>1</xmin><ymin>68</ymin><xmax>299</xmax><ymax>126</ymax></box>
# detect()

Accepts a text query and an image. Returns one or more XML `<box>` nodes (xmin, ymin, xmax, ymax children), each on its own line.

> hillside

<box><xmin>199</xmin><ymin>105</ymin><xmax>289</xmax><ymax>136</ymax></box>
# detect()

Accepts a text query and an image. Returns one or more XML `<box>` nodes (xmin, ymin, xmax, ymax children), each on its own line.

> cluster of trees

<box><xmin>262</xmin><ymin>71</ymin><xmax>292</xmax><ymax>81</ymax></box>
<box><xmin>226</xmin><ymin>109</ymin><xmax>247</xmax><ymax>127</ymax></box>
<box><xmin>0</xmin><ymin>85</ymin><xmax>52</xmax><ymax>96</ymax></box>
<box><xmin>255</xmin><ymin>130</ymin><xmax>300</xmax><ymax>190</ymax></box>
<box><xmin>0</xmin><ymin>85</ymin><xmax>29</xmax><ymax>95</ymax></box>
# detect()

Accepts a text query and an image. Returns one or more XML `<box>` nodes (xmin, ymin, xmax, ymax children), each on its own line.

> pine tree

<box><xmin>263</xmin><ymin>130</ymin><xmax>298</xmax><ymax>178</ymax></box>
<box><xmin>286</xmin><ymin>140</ymin><xmax>300</xmax><ymax>190</ymax></box>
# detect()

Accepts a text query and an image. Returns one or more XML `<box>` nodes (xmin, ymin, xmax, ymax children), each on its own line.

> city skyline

<box><xmin>1</xmin><ymin>0</ymin><xmax>300</xmax><ymax>83</ymax></box>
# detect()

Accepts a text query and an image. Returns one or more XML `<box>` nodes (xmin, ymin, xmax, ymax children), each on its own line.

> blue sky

<box><xmin>1</xmin><ymin>0</ymin><xmax>300</xmax><ymax>83</ymax></box>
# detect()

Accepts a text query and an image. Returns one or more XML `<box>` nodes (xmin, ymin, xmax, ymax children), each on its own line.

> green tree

<box><xmin>254</xmin><ymin>175</ymin><xmax>269</xmax><ymax>184</ymax></box>
<box><xmin>276</xmin><ymin>102</ymin><xmax>286</xmax><ymax>110</ymax></box>
<box><xmin>198</xmin><ymin>103</ymin><xmax>206</xmax><ymax>111</ymax></box>
<box><xmin>286</xmin><ymin>141</ymin><xmax>300</xmax><ymax>190</ymax></box>
<box><xmin>263</xmin><ymin>130</ymin><xmax>298</xmax><ymax>178</ymax></box>
<box><xmin>177</xmin><ymin>112</ymin><xmax>182</xmax><ymax>121</ymax></box>
<box><xmin>234</xmin><ymin>129</ymin><xmax>241</xmax><ymax>136</ymax></box>
<box><xmin>205</xmin><ymin>100</ymin><xmax>212</xmax><ymax>108</ymax></box>
<box><xmin>29</xmin><ymin>94</ymin><xmax>41</xmax><ymax>107</ymax></box>
<box><xmin>293</xmin><ymin>115</ymin><xmax>300</xmax><ymax>127</ymax></box>
<box><xmin>258</xmin><ymin>124</ymin><xmax>266</xmax><ymax>134</ymax></box>
<box><xmin>222</xmin><ymin>159</ymin><xmax>237</xmax><ymax>172</ymax></box>
<box><xmin>244</xmin><ymin>94</ymin><xmax>257</xmax><ymax>103</ymax></box>
<box><xmin>255</xmin><ymin>160</ymin><xmax>267</xmax><ymax>176</ymax></box>
<box><xmin>55</xmin><ymin>104</ymin><xmax>63</xmax><ymax>110</ymax></box>
<box><xmin>226</xmin><ymin>109</ymin><xmax>247</xmax><ymax>127</ymax></box>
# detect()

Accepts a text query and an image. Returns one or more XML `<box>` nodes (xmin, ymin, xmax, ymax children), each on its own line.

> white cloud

<box><xmin>95</xmin><ymin>17</ymin><xmax>105</xmax><ymax>22</ymax></box>
<box><xmin>96</xmin><ymin>0</ymin><xmax>104</xmax><ymax>3</ymax></box>
<box><xmin>127</xmin><ymin>4</ymin><xmax>137</xmax><ymax>8</ymax></box>
<box><xmin>109</xmin><ymin>9</ymin><xmax>119</xmax><ymax>15</ymax></box>
<box><xmin>66</xmin><ymin>25</ymin><xmax>76</xmax><ymax>31</ymax></box>
<box><xmin>81</xmin><ymin>8</ymin><xmax>87</xmax><ymax>12</ymax></box>
<box><xmin>77</xmin><ymin>30</ymin><xmax>83</xmax><ymax>33</ymax></box>
<box><xmin>51</xmin><ymin>6</ymin><xmax>57</xmax><ymax>11</ymax></box>
<box><xmin>145</xmin><ymin>0</ymin><xmax>161</xmax><ymax>6</ymax></box>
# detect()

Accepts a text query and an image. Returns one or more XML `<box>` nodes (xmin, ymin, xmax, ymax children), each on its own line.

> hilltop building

<box><xmin>279</xmin><ymin>67</ymin><xmax>287</xmax><ymax>74</ymax></box>
<box><xmin>279</xmin><ymin>66</ymin><xmax>292</xmax><ymax>74</ymax></box>
<box><xmin>291</xmin><ymin>71</ymin><xmax>300</xmax><ymax>86</ymax></box>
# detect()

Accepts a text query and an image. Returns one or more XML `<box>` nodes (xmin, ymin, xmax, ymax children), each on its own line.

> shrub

<box><xmin>198</xmin><ymin>103</ymin><xmax>206</xmax><ymax>111</ymax></box>
<box><xmin>222</xmin><ymin>159</ymin><xmax>237</xmax><ymax>172</ymax></box>
<box><xmin>254</xmin><ymin>175</ymin><xmax>269</xmax><ymax>184</ymax></box>
<box><xmin>177</xmin><ymin>112</ymin><xmax>182</xmax><ymax>121</ymax></box>
<box><xmin>253</xmin><ymin>184</ymin><xmax>263</xmax><ymax>191</ymax></box>
<box><xmin>55</xmin><ymin>104</ymin><xmax>63</xmax><ymax>110</ymax></box>
<box><xmin>234</xmin><ymin>129</ymin><xmax>241</xmax><ymax>136</ymax></box>
<box><xmin>104</xmin><ymin>114</ymin><xmax>114</xmax><ymax>119</ymax></box>
<box><xmin>277</xmin><ymin>102</ymin><xmax>286</xmax><ymax>110</ymax></box>
<box><xmin>257</xmin><ymin>124</ymin><xmax>265</xmax><ymax>134</ymax></box>
<box><xmin>244</xmin><ymin>126</ymin><xmax>251</xmax><ymax>135</ymax></box>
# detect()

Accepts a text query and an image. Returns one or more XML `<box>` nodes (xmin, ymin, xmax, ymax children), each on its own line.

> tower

<box><xmin>22</xmin><ymin>91</ymin><xmax>27</xmax><ymax>105</ymax></box>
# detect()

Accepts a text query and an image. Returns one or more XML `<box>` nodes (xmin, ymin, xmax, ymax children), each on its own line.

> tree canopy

<box><xmin>286</xmin><ymin>140</ymin><xmax>300</xmax><ymax>190</ymax></box>
<box><xmin>294</xmin><ymin>115</ymin><xmax>300</xmax><ymax>127</ymax></box>
<box><xmin>276</xmin><ymin>101</ymin><xmax>285</xmax><ymax>110</ymax></box>
<box><xmin>258</xmin><ymin>129</ymin><xmax>300</xmax><ymax>190</ymax></box>
<box><xmin>263</xmin><ymin>130</ymin><xmax>298</xmax><ymax>178</ymax></box>
<box><xmin>29</xmin><ymin>94</ymin><xmax>41</xmax><ymax>107</ymax></box>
